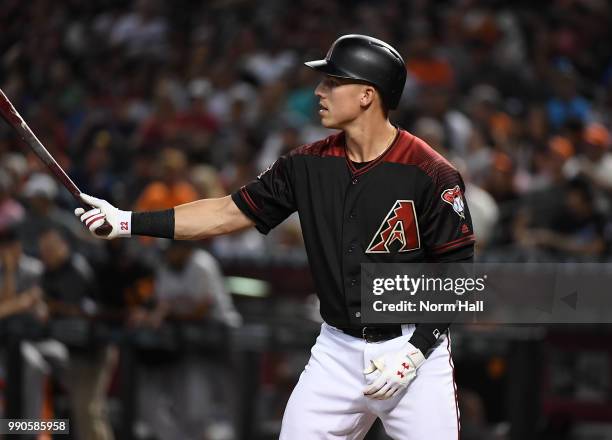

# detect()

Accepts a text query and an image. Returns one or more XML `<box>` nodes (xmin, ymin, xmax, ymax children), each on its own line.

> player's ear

<box><xmin>360</xmin><ymin>85</ymin><xmax>376</xmax><ymax>108</ymax></box>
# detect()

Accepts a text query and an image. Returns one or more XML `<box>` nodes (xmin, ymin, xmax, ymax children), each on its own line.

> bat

<box><xmin>0</xmin><ymin>88</ymin><xmax>111</xmax><ymax>235</ymax></box>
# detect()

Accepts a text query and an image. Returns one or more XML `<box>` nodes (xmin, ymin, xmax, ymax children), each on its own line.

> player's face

<box><xmin>314</xmin><ymin>76</ymin><xmax>368</xmax><ymax>129</ymax></box>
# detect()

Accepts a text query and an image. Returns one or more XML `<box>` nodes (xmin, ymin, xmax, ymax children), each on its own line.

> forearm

<box><xmin>555</xmin><ymin>238</ymin><xmax>605</xmax><ymax>256</ymax></box>
<box><xmin>0</xmin><ymin>293</ymin><xmax>34</xmax><ymax>319</ymax></box>
<box><xmin>130</xmin><ymin>196</ymin><xmax>255</xmax><ymax>240</ymax></box>
<box><xmin>174</xmin><ymin>196</ymin><xmax>254</xmax><ymax>240</ymax></box>
<box><xmin>1</xmin><ymin>272</ymin><xmax>16</xmax><ymax>300</ymax></box>
<box><xmin>168</xmin><ymin>300</ymin><xmax>210</xmax><ymax>320</ymax></box>
<box><xmin>539</xmin><ymin>232</ymin><xmax>605</xmax><ymax>256</ymax></box>
<box><xmin>579</xmin><ymin>239</ymin><xmax>605</xmax><ymax>255</ymax></box>
<box><xmin>151</xmin><ymin>300</ymin><xmax>170</xmax><ymax>323</ymax></box>
<box><xmin>0</xmin><ymin>299</ymin><xmax>23</xmax><ymax>318</ymax></box>
<box><xmin>76</xmin><ymin>193</ymin><xmax>254</xmax><ymax>241</ymax></box>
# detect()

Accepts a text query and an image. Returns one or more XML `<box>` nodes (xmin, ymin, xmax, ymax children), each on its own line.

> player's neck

<box><xmin>344</xmin><ymin>118</ymin><xmax>397</xmax><ymax>163</ymax></box>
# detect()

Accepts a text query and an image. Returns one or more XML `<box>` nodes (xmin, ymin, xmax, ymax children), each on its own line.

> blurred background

<box><xmin>0</xmin><ymin>0</ymin><xmax>611</xmax><ymax>439</ymax></box>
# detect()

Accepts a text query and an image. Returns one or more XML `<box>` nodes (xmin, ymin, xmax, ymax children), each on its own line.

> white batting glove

<box><xmin>363</xmin><ymin>342</ymin><xmax>426</xmax><ymax>400</ymax></box>
<box><xmin>74</xmin><ymin>193</ymin><xmax>132</xmax><ymax>240</ymax></box>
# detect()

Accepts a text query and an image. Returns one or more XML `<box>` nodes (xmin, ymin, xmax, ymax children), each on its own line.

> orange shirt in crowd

<box><xmin>135</xmin><ymin>181</ymin><xmax>199</xmax><ymax>211</ymax></box>
<box><xmin>407</xmin><ymin>59</ymin><xmax>454</xmax><ymax>88</ymax></box>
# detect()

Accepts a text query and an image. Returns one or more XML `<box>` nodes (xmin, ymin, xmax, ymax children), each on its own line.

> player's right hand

<box><xmin>363</xmin><ymin>342</ymin><xmax>426</xmax><ymax>400</ymax></box>
<box><xmin>74</xmin><ymin>193</ymin><xmax>132</xmax><ymax>240</ymax></box>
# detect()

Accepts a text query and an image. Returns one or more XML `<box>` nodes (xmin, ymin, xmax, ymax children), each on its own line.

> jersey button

<box><xmin>350</xmin><ymin>279</ymin><xmax>357</xmax><ymax>286</ymax></box>
<box><xmin>349</xmin><ymin>212</ymin><xmax>356</xmax><ymax>220</ymax></box>
<box><xmin>348</xmin><ymin>245</ymin><xmax>354</xmax><ymax>253</ymax></box>
<box><xmin>355</xmin><ymin>312</ymin><xmax>361</xmax><ymax>318</ymax></box>
<box><xmin>352</xmin><ymin>178</ymin><xmax>358</xmax><ymax>185</ymax></box>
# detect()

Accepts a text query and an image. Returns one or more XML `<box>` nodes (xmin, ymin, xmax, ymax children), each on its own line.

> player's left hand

<box><xmin>74</xmin><ymin>193</ymin><xmax>131</xmax><ymax>239</ymax></box>
<box><xmin>363</xmin><ymin>342</ymin><xmax>425</xmax><ymax>400</ymax></box>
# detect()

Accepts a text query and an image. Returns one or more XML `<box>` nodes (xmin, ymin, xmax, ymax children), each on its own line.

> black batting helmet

<box><xmin>305</xmin><ymin>34</ymin><xmax>407</xmax><ymax>109</ymax></box>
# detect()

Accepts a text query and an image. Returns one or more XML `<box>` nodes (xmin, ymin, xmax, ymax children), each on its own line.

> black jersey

<box><xmin>232</xmin><ymin>129</ymin><xmax>474</xmax><ymax>328</ymax></box>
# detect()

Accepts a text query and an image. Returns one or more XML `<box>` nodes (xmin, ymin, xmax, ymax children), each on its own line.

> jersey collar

<box><xmin>344</xmin><ymin>127</ymin><xmax>401</xmax><ymax>177</ymax></box>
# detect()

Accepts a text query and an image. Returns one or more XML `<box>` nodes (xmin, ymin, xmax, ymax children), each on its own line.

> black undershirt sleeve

<box><xmin>408</xmin><ymin>253</ymin><xmax>474</xmax><ymax>357</ymax></box>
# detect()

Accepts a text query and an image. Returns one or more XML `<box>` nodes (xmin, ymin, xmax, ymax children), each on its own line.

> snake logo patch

<box><xmin>441</xmin><ymin>185</ymin><xmax>465</xmax><ymax>220</ymax></box>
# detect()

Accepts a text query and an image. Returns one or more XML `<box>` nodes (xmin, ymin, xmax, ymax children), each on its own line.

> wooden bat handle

<box><xmin>0</xmin><ymin>89</ymin><xmax>112</xmax><ymax>236</ymax></box>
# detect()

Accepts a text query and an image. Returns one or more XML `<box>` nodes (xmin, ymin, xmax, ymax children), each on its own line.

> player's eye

<box><xmin>325</xmin><ymin>77</ymin><xmax>341</xmax><ymax>88</ymax></box>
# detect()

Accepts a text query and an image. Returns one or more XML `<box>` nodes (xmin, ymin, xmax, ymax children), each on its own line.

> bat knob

<box><xmin>95</xmin><ymin>221</ymin><xmax>113</xmax><ymax>237</ymax></box>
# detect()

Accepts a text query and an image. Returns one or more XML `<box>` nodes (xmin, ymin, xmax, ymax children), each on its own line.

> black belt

<box><xmin>338</xmin><ymin>325</ymin><xmax>403</xmax><ymax>343</ymax></box>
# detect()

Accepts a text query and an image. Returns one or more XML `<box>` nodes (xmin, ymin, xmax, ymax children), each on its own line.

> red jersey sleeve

<box><xmin>419</xmin><ymin>164</ymin><xmax>475</xmax><ymax>260</ymax></box>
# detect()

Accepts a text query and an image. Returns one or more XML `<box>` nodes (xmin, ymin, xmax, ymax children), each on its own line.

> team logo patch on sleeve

<box><xmin>257</xmin><ymin>162</ymin><xmax>274</xmax><ymax>179</ymax></box>
<box><xmin>366</xmin><ymin>200</ymin><xmax>420</xmax><ymax>253</ymax></box>
<box><xmin>441</xmin><ymin>185</ymin><xmax>465</xmax><ymax>219</ymax></box>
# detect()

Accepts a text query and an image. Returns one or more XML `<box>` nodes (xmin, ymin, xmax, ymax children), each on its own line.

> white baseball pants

<box><xmin>280</xmin><ymin>323</ymin><xmax>459</xmax><ymax>439</ymax></box>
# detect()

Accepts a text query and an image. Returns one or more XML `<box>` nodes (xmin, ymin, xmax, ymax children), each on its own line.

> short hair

<box><xmin>0</xmin><ymin>224</ymin><xmax>20</xmax><ymax>244</ymax></box>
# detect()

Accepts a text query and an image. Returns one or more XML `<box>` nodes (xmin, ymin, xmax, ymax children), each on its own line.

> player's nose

<box><xmin>314</xmin><ymin>81</ymin><xmax>326</xmax><ymax>98</ymax></box>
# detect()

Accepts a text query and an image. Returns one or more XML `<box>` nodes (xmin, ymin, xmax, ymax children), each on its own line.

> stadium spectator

<box><xmin>0</xmin><ymin>225</ymin><xmax>59</xmax><ymax>424</ymax></box>
<box><xmin>134</xmin><ymin>148</ymin><xmax>198</xmax><ymax>211</ymax></box>
<box><xmin>131</xmin><ymin>240</ymin><xmax>240</xmax><ymax>440</ymax></box>
<box><xmin>564</xmin><ymin>122</ymin><xmax>612</xmax><ymax>198</ymax></box>
<box><xmin>17</xmin><ymin>173</ymin><xmax>105</xmax><ymax>263</ymax></box>
<box><xmin>0</xmin><ymin>168</ymin><xmax>25</xmax><ymax>230</ymax></box>
<box><xmin>38</xmin><ymin>228</ymin><xmax>117</xmax><ymax>440</ymax></box>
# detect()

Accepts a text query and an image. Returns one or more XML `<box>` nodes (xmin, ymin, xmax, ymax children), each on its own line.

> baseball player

<box><xmin>76</xmin><ymin>34</ymin><xmax>474</xmax><ymax>439</ymax></box>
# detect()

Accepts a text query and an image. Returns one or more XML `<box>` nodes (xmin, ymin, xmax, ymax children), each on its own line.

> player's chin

<box><xmin>319</xmin><ymin>113</ymin><xmax>339</xmax><ymax>129</ymax></box>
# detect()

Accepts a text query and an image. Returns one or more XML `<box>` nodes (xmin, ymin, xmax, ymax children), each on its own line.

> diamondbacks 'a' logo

<box><xmin>366</xmin><ymin>200</ymin><xmax>420</xmax><ymax>253</ymax></box>
<box><xmin>441</xmin><ymin>185</ymin><xmax>465</xmax><ymax>219</ymax></box>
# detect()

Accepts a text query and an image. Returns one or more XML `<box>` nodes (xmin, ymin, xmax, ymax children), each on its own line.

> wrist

<box><xmin>117</xmin><ymin>210</ymin><xmax>132</xmax><ymax>236</ymax></box>
<box><xmin>404</xmin><ymin>342</ymin><xmax>426</xmax><ymax>368</ymax></box>
<box><xmin>131</xmin><ymin>209</ymin><xmax>175</xmax><ymax>239</ymax></box>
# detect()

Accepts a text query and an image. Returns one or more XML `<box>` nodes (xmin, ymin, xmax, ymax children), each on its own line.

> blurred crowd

<box><xmin>1</xmin><ymin>0</ymin><xmax>612</xmax><ymax>438</ymax></box>
<box><xmin>0</xmin><ymin>0</ymin><xmax>610</xmax><ymax>263</ymax></box>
